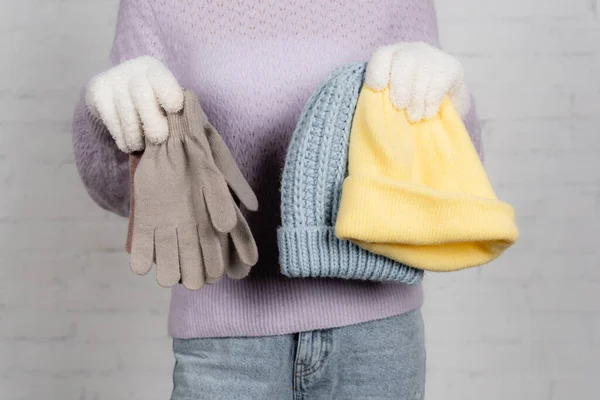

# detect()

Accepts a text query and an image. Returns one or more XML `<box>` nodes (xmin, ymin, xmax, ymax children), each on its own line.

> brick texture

<box><xmin>0</xmin><ymin>0</ymin><xmax>598</xmax><ymax>399</ymax></box>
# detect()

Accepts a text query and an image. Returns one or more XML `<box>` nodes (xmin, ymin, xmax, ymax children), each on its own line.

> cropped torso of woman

<box><xmin>74</xmin><ymin>0</ymin><xmax>464</xmax><ymax>338</ymax></box>
<box><xmin>111</xmin><ymin>0</ymin><xmax>441</xmax><ymax>271</ymax></box>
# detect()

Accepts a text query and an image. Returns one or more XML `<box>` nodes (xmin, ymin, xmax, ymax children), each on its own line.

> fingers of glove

<box><xmin>389</xmin><ymin>51</ymin><xmax>418</xmax><ymax>113</ymax></box>
<box><xmin>88</xmin><ymin>81</ymin><xmax>129</xmax><ymax>152</ymax></box>
<box><xmin>130</xmin><ymin>225</ymin><xmax>155</xmax><ymax>276</ymax></box>
<box><xmin>195</xmin><ymin>197</ymin><xmax>226</xmax><ymax>282</ymax></box>
<box><xmin>422</xmin><ymin>72</ymin><xmax>451</xmax><ymax>121</ymax></box>
<box><xmin>130</xmin><ymin>76</ymin><xmax>169</xmax><ymax>145</ymax></box>
<box><xmin>226</xmin><ymin>253</ymin><xmax>252</xmax><ymax>280</ymax></box>
<box><xmin>185</xmin><ymin>134</ymin><xmax>238</xmax><ymax>232</ymax></box>
<box><xmin>201</xmin><ymin>175</ymin><xmax>238</xmax><ymax>233</ymax></box>
<box><xmin>210</xmin><ymin>233</ymin><xmax>239</xmax><ymax>280</ymax></box>
<box><xmin>218</xmin><ymin>231</ymin><xmax>251</xmax><ymax>280</ymax></box>
<box><xmin>114</xmin><ymin>83</ymin><xmax>144</xmax><ymax>152</ymax></box>
<box><xmin>229</xmin><ymin>206</ymin><xmax>259</xmax><ymax>267</ymax></box>
<box><xmin>177</xmin><ymin>224</ymin><xmax>206</xmax><ymax>291</ymax></box>
<box><xmin>423</xmin><ymin>55</ymin><xmax>465</xmax><ymax>120</ymax></box>
<box><xmin>146</xmin><ymin>63</ymin><xmax>184</xmax><ymax>114</ymax></box>
<box><xmin>448</xmin><ymin>77</ymin><xmax>472</xmax><ymax>118</ymax></box>
<box><xmin>406</xmin><ymin>59</ymin><xmax>437</xmax><ymax>122</ymax></box>
<box><xmin>197</xmin><ymin>224</ymin><xmax>225</xmax><ymax>282</ymax></box>
<box><xmin>365</xmin><ymin>44</ymin><xmax>402</xmax><ymax>91</ymax></box>
<box><xmin>205</xmin><ymin>124</ymin><xmax>258</xmax><ymax>211</ymax></box>
<box><xmin>84</xmin><ymin>78</ymin><xmax>103</xmax><ymax>120</ymax></box>
<box><xmin>154</xmin><ymin>227</ymin><xmax>181</xmax><ymax>288</ymax></box>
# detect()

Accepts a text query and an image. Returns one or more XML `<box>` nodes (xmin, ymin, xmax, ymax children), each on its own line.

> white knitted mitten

<box><xmin>366</xmin><ymin>42</ymin><xmax>471</xmax><ymax>122</ymax></box>
<box><xmin>85</xmin><ymin>56</ymin><xmax>184</xmax><ymax>153</ymax></box>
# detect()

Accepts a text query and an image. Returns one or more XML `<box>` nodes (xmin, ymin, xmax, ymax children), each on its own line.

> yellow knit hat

<box><xmin>335</xmin><ymin>86</ymin><xmax>519</xmax><ymax>272</ymax></box>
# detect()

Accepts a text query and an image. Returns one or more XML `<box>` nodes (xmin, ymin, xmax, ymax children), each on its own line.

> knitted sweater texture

<box><xmin>72</xmin><ymin>0</ymin><xmax>483</xmax><ymax>338</ymax></box>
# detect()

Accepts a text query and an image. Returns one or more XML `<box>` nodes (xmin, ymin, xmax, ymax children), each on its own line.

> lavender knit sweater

<box><xmin>72</xmin><ymin>0</ymin><xmax>483</xmax><ymax>338</ymax></box>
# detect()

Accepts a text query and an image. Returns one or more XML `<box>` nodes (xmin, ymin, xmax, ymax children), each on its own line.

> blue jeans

<box><xmin>171</xmin><ymin>310</ymin><xmax>426</xmax><ymax>399</ymax></box>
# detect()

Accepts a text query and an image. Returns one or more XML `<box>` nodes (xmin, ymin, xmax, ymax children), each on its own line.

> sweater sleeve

<box><xmin>72</xmin><ymin>92</ymin><xmax>130</xmax><ymax>217</ymax></box>
<box><xmin>71</xmin><ymin>0</ymin><xmax>167</xmax><ymax>217</ymax></box>
<box><xmin>463</xmin><ymin>94</ymin><xmax>484</xmax><ymax>163</ymax></box>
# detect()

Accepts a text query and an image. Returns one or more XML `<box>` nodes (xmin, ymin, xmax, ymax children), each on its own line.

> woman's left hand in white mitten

<box><xmin>366</xmin><ymin>42</ymin><xmax>471</xmax><ymax>122</ymax></box>
<box><xmin>85</xmin><ymin>56</ymin><xmax>184</xmax><ymax>153</ymax></box>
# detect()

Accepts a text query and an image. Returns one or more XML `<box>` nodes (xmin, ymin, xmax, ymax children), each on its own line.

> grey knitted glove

<box><xmin>130</xmin><ymin>90</ymin><xmax>258</xmax><ymax>289</ymax></box>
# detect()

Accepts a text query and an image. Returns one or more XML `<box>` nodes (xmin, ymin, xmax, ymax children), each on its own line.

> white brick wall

<box><xmin>424</xmin><ymin>1</ymin><xmax>600</xmax><ymax>399</ymax></box>
<box><xmin>0</xmin><ymin>0</ymin><xmax>598</xmax><ymax>399</ymax></box>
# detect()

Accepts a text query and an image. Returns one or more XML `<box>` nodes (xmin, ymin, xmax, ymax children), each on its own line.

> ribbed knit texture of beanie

<box><xmin>277</xmin><ymin>63</ymin><xmax>423</xmax><ymax>284</ymax></box>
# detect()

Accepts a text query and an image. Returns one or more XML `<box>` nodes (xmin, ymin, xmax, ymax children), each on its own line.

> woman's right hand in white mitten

<box><xmin>85</xmin><ymin>56</ymin><xmax>184</xmax><ymax>153</ymax></box>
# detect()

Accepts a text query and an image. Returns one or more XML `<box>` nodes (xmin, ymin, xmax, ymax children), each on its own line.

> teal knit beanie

<box><xmin>277</xmin><ymin>63</ymin><xmax>423</xmax><ymax>284</ymax></box>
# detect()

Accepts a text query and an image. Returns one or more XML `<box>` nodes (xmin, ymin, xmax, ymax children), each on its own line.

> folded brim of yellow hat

<box><xmin>335</xmin><ymin>174</ymin><xmax>519</xmax><ymax>271</ymax></box>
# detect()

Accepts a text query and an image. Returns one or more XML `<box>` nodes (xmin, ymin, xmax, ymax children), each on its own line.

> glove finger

<box><xmin>84</xmin><ymin>77</ymin><xmax>103</xmax><ymax>120</ymax></box>
<box><xmin>115</xmin><ymin>84</ymin><xmax>144</xmax><ymax>152</ymax></box>
<box><xmin>448</xmin><ymin>76</ymin><xmax>472</xmax><ymax>118</ymax></box>
<box><xmin>177</xmin><ymin>224</ymin><xmax>206</xmax><ymax>291</ymax></box>
<box><xmin>91</xmin><ymin>82</ymin><xmax>128</xmax><ymax>152</ymax></box>
<box><xmin>226</xmin><ymin>260</ymin><xmax>252</xmax><ymax>280</ymax></box>
<box><xmin>224</xmin><ymin>234</ymin><xmax>252</xmax><ymax>280</ymax></box>
<box><xmin>202</xmin><ymin>173</ymin><xmax>238</xmax><ymax>233</ymax></box>
<box><xmin>130</xmin><ymin>76</ymin><xmax>169</xmax><ymax>145</ymax></box>
<box><xmin>229</xmin><ymin>205</ymin><xmax>258</xmax><ymax>267</ymax></box>
<box><xmin>195</xmin><ymin>194</ymin><xmax>226</xmax><ymax>282</ymax></box>
<box><xmin>422</xmin><ymin>55</ymin><xmax>463</xmax><ymax>120</ymax></box>
<box><xmin>154</xmin><ymin>226</ymin><xmax>181</xmax><ymax>288</ymax></box>
<box><xmin>422</xmin><ymin>74</ymin><xmax>450</xmax><ymax>121</ymax></box>
<box><xmin>197</xmin><ymin>224</ymin><xmax>225</xmax><ymax>282</ymax></box>
<box><xmin>365</xmin><ymin>44</ymin><xmax>402</xmax><ymax>91</ymax></box>
<box><xmin>389</xmin><ymin>50</ymin><xmax>417</xmax><ymax>113</ymax></box>
<box><xmin>147</xmin><ymin>63</ymin><xmax>184</xmax><ymax>114</ymax></box>
<box><xmin>125</xmin><ymin>154</ymin><xmax>141</xmax><ymax>254</ymax></box>
<box><xmin>205</xmin><ymin>123</ymin><xmax>258</xmax><ymax>211</ymax></box>
<box><xmin>185</xmin><ymin>131</ymin><xmax>238</xmax><ymax>233</ymax></box>
<box><xmin>218</xmin><ymin>232</ymin><xmax>232</xmax><ymax>270</ymax></box>
<box><xmin>406</xmin><ymin>54</ymin><xmax>437</xmax><ymax>122</ymax></box>
<box><xmin>130</xmin><ymin>225</ymin><xmax>155</xmax><ymax>276</ymax></box>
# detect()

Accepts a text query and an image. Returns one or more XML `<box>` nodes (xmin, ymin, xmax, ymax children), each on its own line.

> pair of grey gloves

<box><xmin>125</xmin><ymin>90</ymin><xmax>259</xmax><ymax>290</ymax></box>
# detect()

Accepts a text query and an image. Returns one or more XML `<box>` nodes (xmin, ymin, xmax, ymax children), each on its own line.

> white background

<box><xmin>1</xmin><ymin>0</ymin><xmax>599</xmax><ymax>399</ymax></box>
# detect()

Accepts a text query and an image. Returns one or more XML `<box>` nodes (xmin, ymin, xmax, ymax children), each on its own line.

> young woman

<box><xmin>72</xmin><ymin>1</ymin><xmax>482</xmax><ymax>398</ymax></box>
